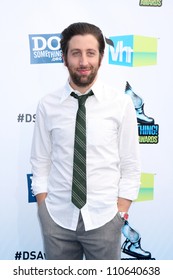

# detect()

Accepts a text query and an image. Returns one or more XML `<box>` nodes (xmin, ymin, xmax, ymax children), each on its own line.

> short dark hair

<box><xmin>60</xmin><ymin>22</ymin><xmax>105</xmax><ymax>58</ymax></box>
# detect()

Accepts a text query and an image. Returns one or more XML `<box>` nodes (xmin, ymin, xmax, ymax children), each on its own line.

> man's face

<box><xmin>64</xmin><ymin>34</ymin><xmax>103</xmax><ymax>91</ymax></box>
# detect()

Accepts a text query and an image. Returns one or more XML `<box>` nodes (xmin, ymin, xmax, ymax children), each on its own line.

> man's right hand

<box><xmin>36</xmin><ymin>193</ymin><xmax>47</xmax><ymax>206</ymax></box>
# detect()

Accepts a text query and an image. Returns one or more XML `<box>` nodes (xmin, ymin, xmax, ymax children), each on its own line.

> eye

<box><xmin>72</xmin><ymin>51</ymin><xmax>81</xmax><ymax>57</ymax></box>
<box><xmin>87</xmin><ymin>51</ymin><xmax>96</xmax><ymax>57</ymax></box>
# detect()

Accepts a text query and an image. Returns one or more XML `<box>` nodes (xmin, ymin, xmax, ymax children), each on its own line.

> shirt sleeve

<box><xmin>118</xmin><ymin>96</ymin><xmax>141</xmax><ymax>201</ymax></box>
<box><xmin>30</xmin><ymin>100</ymin><xmax>51</xmax><ymax>195</ymax></box>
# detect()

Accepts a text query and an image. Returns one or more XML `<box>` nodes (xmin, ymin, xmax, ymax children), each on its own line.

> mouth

<box><xmin>77</xmin><ymin>68</ymin><xmax>91</xmax><ymax>75</ymax></box>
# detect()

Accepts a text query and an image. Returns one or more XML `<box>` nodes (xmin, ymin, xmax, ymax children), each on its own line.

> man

<box><xmin>30</xmin><ymin>22</ymin><xmax>141</xmax><ymax>260</ymax></box>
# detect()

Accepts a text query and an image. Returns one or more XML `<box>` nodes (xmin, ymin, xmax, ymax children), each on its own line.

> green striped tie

<box><xmin>71</xmin><ymin>90</ymin><xmax>94</xmax><ymax>209</ymax></box>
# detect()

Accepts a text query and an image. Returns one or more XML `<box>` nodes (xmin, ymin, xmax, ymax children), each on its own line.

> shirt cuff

<box><xmin>31</xmin><ymin>176</ymin><xmax>48</xmax><ymax>196</ymax></box>
<box><xmin>118</xmin><ymin>180</ymin><xmax>141</xmax><ymax>201</ymax></box>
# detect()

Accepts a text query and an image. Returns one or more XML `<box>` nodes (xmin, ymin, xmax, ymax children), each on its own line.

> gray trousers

<box><xmin>38</xmin><ymin>201</ymin><xmax>124</xmax><ymax>260</ymax></box>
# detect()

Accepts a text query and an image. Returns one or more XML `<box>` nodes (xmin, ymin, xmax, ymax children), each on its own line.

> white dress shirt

<box><xmin>30</xmin><ymin>78</ymin><xmax>141</xmax><ymax>231</ymax></box>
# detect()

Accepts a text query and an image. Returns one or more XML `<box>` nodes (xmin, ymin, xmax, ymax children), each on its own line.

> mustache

<box><xmin>77</xmin><ymin>66</ymin><xmax>92</xmax><ymax>70</ymax></box>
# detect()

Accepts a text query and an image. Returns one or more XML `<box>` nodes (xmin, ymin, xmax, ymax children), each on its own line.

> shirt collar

<box><xmin>59</xmin><ymin>77</ymin><xmax>104</xmax><ymax>103</ymax></box>
<box><xmin>91</xmin><ymin>78</ymin><xmax>104</xmax><ymax>102</ymax></box>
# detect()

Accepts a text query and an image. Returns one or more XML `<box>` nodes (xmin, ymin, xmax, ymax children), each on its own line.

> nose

<box><xmin>79</xmin><ymin>53</ymin><xmax>88</xmax><ymax>66</ymax></box>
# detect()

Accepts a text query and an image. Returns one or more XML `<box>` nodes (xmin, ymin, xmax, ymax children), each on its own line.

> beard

<box><xmin>67</xmin><ymin>64</ymin><xmax>100</xmax><ymax>88</ymax></box>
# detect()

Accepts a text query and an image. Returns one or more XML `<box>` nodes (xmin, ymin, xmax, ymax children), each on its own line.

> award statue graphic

<box><xmin>121</xmin><ymin>221</ymin><xmax>155</xmax><ymax>260</ymax></box>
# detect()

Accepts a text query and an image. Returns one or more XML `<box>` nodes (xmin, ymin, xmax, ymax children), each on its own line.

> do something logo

<box><xmin>29</xmin><ymin>34</ymin><xmax>63</xmax><ymax>64</ymax></box>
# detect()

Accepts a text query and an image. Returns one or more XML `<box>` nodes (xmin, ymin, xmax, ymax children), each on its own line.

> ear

<box><xmin>62</xmin><ymin>54</ymin><xmax>67</xmax><ymax>66</ymax></box>
<box><xmin>99</xmin><ymin>53</ymin><xmax>104</xmax><ymax>67</ymax></box>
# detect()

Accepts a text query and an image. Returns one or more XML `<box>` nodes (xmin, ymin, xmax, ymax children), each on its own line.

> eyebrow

<box><xmin>70</xmin><ymin>48</ymin><xmax>97</xmax><ymax>52</ymax></box>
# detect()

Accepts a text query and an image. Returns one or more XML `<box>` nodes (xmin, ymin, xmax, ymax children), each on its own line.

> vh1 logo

<box><xmin>108</xmin><ymin>35</ymin><xmax>158</xmax><ymax>67</ymax></box>
<box><xmin>29</xmin><ymin>33</ymin><xmax>63</xmax><ymax>64</ymax></box>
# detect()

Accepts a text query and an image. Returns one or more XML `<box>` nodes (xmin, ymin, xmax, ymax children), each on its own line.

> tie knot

<box><xmin>71</xmin><ymin>90</ymin><xmax>94</xmax><ymax>106</ymax></box>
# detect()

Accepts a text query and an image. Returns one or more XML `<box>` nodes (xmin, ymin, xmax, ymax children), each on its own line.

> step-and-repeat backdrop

<box><xmin>1</xmin><ymin>0</ymin><xmax>172</xmax><ymax>260</ymax></box>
